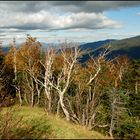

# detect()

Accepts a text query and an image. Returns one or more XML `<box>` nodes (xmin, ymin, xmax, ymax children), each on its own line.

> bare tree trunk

<box><xmin>48</xmin><ymin>95</ymin><xmax>52</xmax><ymax>112</ymax></box>
<box><xmin>59</xmin><ymin>93</ymin><xmax>70</xmax><ymax>121</ymax></box>
<box><xmin>56</xmin><ymin>100</ymin><xmax>60</xmax><ymax>116</ymax></box>
<box><xmin>31</xmin><ymin>77</ymin><xmax>34</xmax><ymax>107</ymax></box>
<box><xmin>88</xmin><ymin>112</ymin><xmax>96</xmax><ymax>129</ymax></box>
<box><xmin>82</xmin><ymin>110</ymin><xmax>86</xmax><ymax>126</ymax></box>
<box><xmin>36</xmin><ymin>82</ymin><xmax>40</xmax><ymax>105</ymax></box>
<box><xmin>44</xmin><ymin>70</ymin><xmax>52</xmax><ymax>112</ymax></box>
<box><xmin>44</xmin><ymin>87</ymin><xmax>52</xmax><ymax>112</ymax></box>
<box><xmin>85</xmin><ymin>97</ymin><xmax>90</xmax><ymax>127</ymax></box>
<box><xmin>17</xmin><ymin>86</ymin><xmax>22</xmax><ymax>106</ymax></box>
<box><xmin>135</xmin><ymin>81</ymin><xmax>138</xmax><ymax>94</ymax></box>
<box><xmin>12</xmin><ymin>39</ymin><xmax>22</xmax><ymax>106</ymax></box>
<box><xmin>14</xmin><ymin>85</ymin><xmax>22</xmax><ymax>106</ymax></box>
<box><xmin>109</xmin><ymin>98</ymin><xmax>116</xmax><ymax>139</ymax></box>
<box><xmin>24</xmin><ymin>93</ymin><xmax>29</xmax><ymax>105</ymax></box>
<box><xmin>31</xmin><ymin>93</ymin><xmax>34</xmax><ymax>107</ymax></box>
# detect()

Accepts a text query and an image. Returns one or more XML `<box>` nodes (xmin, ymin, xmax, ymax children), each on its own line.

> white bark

<box><xmin>87</xmin><ymin>47</ymin><xmax>110</xmax><ymax>85</ymax></box>
<box><xmin>109</xmin><ymin>98</ymin><xmax>116</xmax><ymax>139</ymax></box>
<box><xmin>59</xmin><ymin>93</ymin><xmax>70</xmax><ymax>121</ymax></box>
<box><xmin>12</xmin><ymin>38</ymin><xmax>23</xmax><ymax>106</ymax></box>
<box><xmin>135</xmin><ymin>81</ymin><xmax>138</xmax><ymax>94</ymax></box>
<box><xmin>47</xmin><ymin>46</ymin><xmax>81</xmax><ymax>121</ymax></box>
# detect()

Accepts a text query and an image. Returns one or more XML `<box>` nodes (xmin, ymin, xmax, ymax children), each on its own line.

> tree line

<box><xmin>0</xmin><ymin>35</ymin><xmax>140</xmax><ymax>139</ymax></box>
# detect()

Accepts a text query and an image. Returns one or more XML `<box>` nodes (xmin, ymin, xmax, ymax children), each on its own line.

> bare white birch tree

<box><xmin>45</xmin><ymin>44</ymin><xmax>82</xmax><ymax>121</ymax></box>
<box><xmin>10</xmin><ymin>38</ymin><xmax>23</xmax><ymax>106</ymax></box>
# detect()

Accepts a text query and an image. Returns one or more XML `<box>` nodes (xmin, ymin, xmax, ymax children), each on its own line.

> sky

<box><xmin>0</xmin><ymin>1</ymin><xmax>140</xmax><ymax>45</ymax></box>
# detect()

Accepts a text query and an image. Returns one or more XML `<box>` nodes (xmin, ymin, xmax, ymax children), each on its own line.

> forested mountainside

<box><xmin>80</xmin><ymin>39</ymin><xmax>116</xmax><ymax>50</ymax></box>
<box><xmin>106</xmin><ymin>35</ymin><xmax>140</xmax><ymax>59</ymax></box>
<box><xmin>80</xmin><ymin>35</ymin><xmax>140</xmax><ymax>63</ymax></box>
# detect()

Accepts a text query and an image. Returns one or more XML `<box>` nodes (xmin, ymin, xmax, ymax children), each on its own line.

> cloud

<box><xmin>48</xmin><ymin>1</ymin><xmax>140</xmax><ymax>13</ymax></box>
<box><xmin>0</xmin><ymin>10</ymin><xmax>121</xmax><ymax>31</ymax></box>
<box><xmin>0</xmin><ymin>1</ymin><xmax>139</xmax><ymax>32</ymax></box>
<box><xmin>137</xmin><ymin>12</ymin><xmax>140</xmax><ymax>16</ymax></box>
<box><xmin>1</xmin><ymin>1</ymin><xmax>140</xmax><ymax>14</ymax></box>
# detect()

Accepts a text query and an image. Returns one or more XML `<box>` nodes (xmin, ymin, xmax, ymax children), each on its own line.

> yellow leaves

<box><xmin>53</xmin><ymin>54</ymin><xmax>64</xmax><ymax>72</ymax></box>
<box><xmin>4</xmin><ymin>35</ymin><xmax>42</xmax><ymax>74</ymax></box>
<box><xmin>72</xmin><ymin>65</ymin><xmax>88</xmax><ymax>87</ymax></box>
<box><xmin>4</xmin><ymin>46</ymin><xmax>16</xmax><ymax>70</ymax></box>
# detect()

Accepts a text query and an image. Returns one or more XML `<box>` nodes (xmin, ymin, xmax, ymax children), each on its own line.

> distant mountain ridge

<box><xmin>102</xmin><ymin>35</ymin><xmax>140</xmax><ymax>59</ymax></box>
<box><xmin>80</xmin><ymin>35</ymin><xmax>140</xmax><ymax>63</ymax></box>
<box><xmin>79</xmin><ymin>39</ymin><xmax>117</xmax><ymax>63</ymax></box>
<box><xmin>80</xmin><ymin>39</ymin><xmax>116</xmax><ymax>50</ymax></box>
<box><xmin>2</xmin><ymin>35</ymin><xmax>140</xmax><ymax>61</ymax></box>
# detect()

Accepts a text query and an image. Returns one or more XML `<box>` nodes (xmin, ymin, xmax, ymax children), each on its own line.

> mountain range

<box><xmin>2</xmin><ymin>35</ymin><xmax>140</xmax><ymax>61</ymax></box>
<box><xmin>79</xmin><ymin>35</ymin><xmax>140</xmax><ymax>62</ymax></box>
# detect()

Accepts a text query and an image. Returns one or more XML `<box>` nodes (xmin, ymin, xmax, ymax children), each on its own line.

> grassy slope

<box><xmin>2</xmin><ymin>106</ymin><xmax>108</xmax><ymax>139</ymax></box>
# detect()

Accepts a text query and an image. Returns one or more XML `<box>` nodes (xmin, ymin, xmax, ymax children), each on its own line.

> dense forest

<box><xmin>0</xmin><ymin>35</ymin><xmax>140</xmax><ymax>139</ymax></box>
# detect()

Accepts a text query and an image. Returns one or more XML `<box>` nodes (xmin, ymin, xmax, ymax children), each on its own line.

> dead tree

<box><xmin>108</xmin><ymin>56</ymin><xmax>129</xmax><ymax>139</ymax></box>
<box><xmin>46</xmin><ymin>44</ymin><xmax>81</xmax><ymax>121</ymax></box>
<box><xmin>85</xmin><ymin>47</ymin><xmax>110</xmax><ymax>128</ymax></box>
<box><xmin>38</xmin><ymin>47</ymin><xmax>55</xmax><ymax>112</ymax></box>
<box><xmin>11</xmin><ymin>38</ymin><xmax>22</xmax><ymax>106</ymax></box>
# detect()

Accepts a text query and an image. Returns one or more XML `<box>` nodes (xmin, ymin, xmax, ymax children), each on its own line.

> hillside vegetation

<box><xmin>0</xmin><ymin>106</ymin><xmax>108</xmax><ymax>139</ymax></box>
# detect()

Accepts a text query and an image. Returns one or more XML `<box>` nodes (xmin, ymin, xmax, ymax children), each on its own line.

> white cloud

<box><xmin>137</xmin><ymin>12</ymin><xmax>140</xmax><ymax>16</ymax></box>
<box><xmin>0</xmin><ymin>11</ymin><xmax>121</xmax><ymax>31</ymax></box>
<box><xmin>0</xmin><ymin>1</ymin><xmax>139</xmax><ymax>32</ymax></box>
